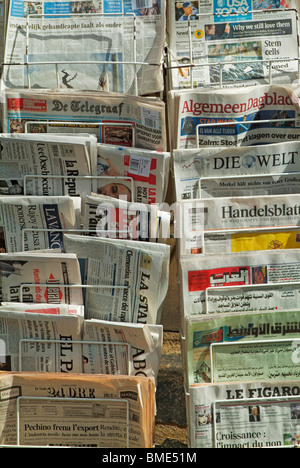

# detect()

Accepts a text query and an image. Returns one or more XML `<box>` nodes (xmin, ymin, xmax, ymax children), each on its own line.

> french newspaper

<box><xmin>168</xmin><ymin>83</ymin><xmax>300</xmax><ymax>149</ymax></box>
<box><xmin>185</xmin><ymin>309</ymin><xmax>300</xmax><ymax>386</ymax></box>
<box><xmin>63</xmin><ymin>233</ymin><xmax>170</xmax><ymax>324</ymax></box>
<box><xmin>3</xmin><ymin>0</ymin><xmax>165</xmax><ymax>96</ymax></box>
<box><xmin>167</xmin><ymin>0</ymin><xmax>300</xmax><ymax>90</ymax></box>
<box><xmin>188</xmin><ymin>379</ymin><xmax>300</xmax><ymax>448</ymax></box>
<box><xmin>0</xmin><ymin>372</ymin><xmax>155</xmax><ymax>447</ymax></box>
<box><xmin>1</xmin><ymin>88</ymin><xmax>167</xmax><ymax>151</ymax></box>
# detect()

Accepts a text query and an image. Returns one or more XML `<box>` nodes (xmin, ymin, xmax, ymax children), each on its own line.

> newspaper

<box><xmin>173</xmin><ymin>141</ymin><xmax>300</xmax><ymax>201</ymax></box>
<box><xmin>179</xmin><ymin>249</ymin><xmax>300</xmax><ymax>320</ymax></box>
<box><xmin>0</xmin><ymin>251</ymin><xmax>83</xmax><ymax>305</ymax></box>
<box><xmin>3</xmin><ymin>0</ymin><xmax>165</xmax><ymax>96</ymax></box>
<box><xmin>185</xmin><ymin>309</ymin><xmax>300</xmax><ymax>386</ymax></box>
<box><xmin>168</xmin><ymin>83</ymin><xmax>300</xmax><ymax>149</ymax></box>
<box><xmin>1</xmin><ymin>88</ymin><xmax>167</xmax><ymax>151</ymax></box>
<box><xmin>0</xmin><ymin>195</ymin><xmax>79</xmax><ymax>252</ymax></box>
<box><xmin>0</xmin><ymin>310</ymin><xmax>83</xmax><ymax>373</ymax></box>
<box><xmin>82</xmin><ymin>319</ymin><xmax>163</xmax><ymax>380</ymax></box>
<box><xmin>0</xmin><ymin>132</ymin><xmax>98</xmax><ymax>198</ymax></box>
<box><xmin>167</xmin><ymin>3</ymin><xmax>300</xmax><ymax>90</ymax></box>
<box><xmin>0</xmin><ymin>302</ymin><xmax>84</xmax><ymax>316</ymax></box>
<box><xmin>188</xmin><ymin>379</ymin><xmax>300</xmax><ymax>448</ymax></box>
<box><xmin>96</xmin><ymin>143</ymin><xmax>170</xmax><ymax>204</ymax></box>
<box><xmin>0</xmin><ymin>372</ymin><xmax>155</xmax><ymax>447</ymax></box>
<box><xmin>63</xmin><ymin>233</ymin><xmax>170</xmax><ymax>324</ymax></box>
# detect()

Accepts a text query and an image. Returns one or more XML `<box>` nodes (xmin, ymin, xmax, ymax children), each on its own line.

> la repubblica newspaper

<box><xmin>3</xmin><ymin>0</ymin><xmax>165</xmax><ymax>96</ymax></box>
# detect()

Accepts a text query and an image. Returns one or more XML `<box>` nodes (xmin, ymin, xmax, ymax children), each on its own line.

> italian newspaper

<box><xmin>63</xmin><ymin>233</ymin><xmax>170</xmax><ymax>324</ymax></box>
<box><xmin>0</xmin><ymin>372</ymin><xmax>155</xmax><ymax>447</ymax></box>
<box><xmin>168</xmin><ymin>83</ymin><xmax>300</xmax><ymax>149</ymax></box>
<box><xmin>188</xmin><ymin>379</ymin><xmax>300</xmax><ymax>448</ymax></box>
<box><xmin>1</xmin><ymin>88</ymin><xmax>167</xmax><ymax>151</ymax></box>
<box><xmin>3</xmin><ymin>0</ymin><xmax>165</xmax><ymax>96</ymax></box>
<box><xmin>167</xmin><ymin>0</ymin><xmax>300</xmax><ymax>90</ymax></box>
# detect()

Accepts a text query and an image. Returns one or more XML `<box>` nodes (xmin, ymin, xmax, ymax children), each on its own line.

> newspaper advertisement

<box><xmin>1</xmin><ymin>88</ymin><xmax>167</xmax><ymax>152</ymax></box>
<box><xmin>63</xmin><ymin>233</ymin><xmax>170</xmax><ymax>324</ymax></box>
<box><xmin>0</xmin><ymin>310</ymin><xmax>83</xmax><ymax>373</ymax></box>
<box><xmin>173</xmin><ymin>141</ymin><xmax>300</xmax><ymax>201</ymax></box>
<box><xmin>0</xmin><ymin>251</ymin><xmax>83</xmax><ymax>305</ymax></box>
<box><xmin>0</xmin><ymin>372</ymin><xmax>155</xmax><ymax>447</ymax></box>
<box><xmin>189</xmin><ymin>380</ymin><xmax>300</xmax><ymax>448</ymax></box>
<box><xmin>82</xmin><ymin>319</ymin><xmax>163</xmax><ymax>380</ymax></box>
<box><xmin>168</xmin><ymin>83</ymin><xmax>300</xmax><ymax>149</ymax></box>
<box><xmin>0</xmin><ymin>302</ymin><xmax>84</xmax><ymax>316</ymax></box>
<box><xmin>176</xmin><ymin>193</ymin><xmax>300</xmax><ymax>256</ymax></box>
<box><xmin>0</xmin><ymin>195</ymin><xmax>80</xmax><ymax>253</ymax></box>
<box><xmin>3</xmin><ymin>0</ymin><xmax>165</xmax><ymax>96</ymax></box>
<box><xmin>97</xmin><ymin>143</ymin><xmax>170</xmax><ymax>205</ymax></box>
<box><xmin>167</xmin><ymin>2</ymin><xmax>299</xmax><ymax>90</ymax></box>
<box><xmin>185</xmin><ymin>309</ymin><xmax>300</xmax><ymax>386</ymax></box>
<box><xmin>179</xmin><ymin>249</ymin><xmax>300</xmax><ymax>319</ymax></box>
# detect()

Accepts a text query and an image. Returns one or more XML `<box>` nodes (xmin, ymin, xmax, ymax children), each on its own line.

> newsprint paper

<box><xmin>0</xmin><ymin>302</ymin><xmax>84</xmax><ymax>316</ymax></box>
<box><xmin>3</xmin><ymin>0</ymin><xmax>165</xmax><ymax>96</ymax></box>
<box><xmin>188</xmin><ymin>380</ymin><xmax>300</xmax><ymax>448</ymax></box>
<box><xmin>0</xmin><ymin>372</ymin><xmax>155</xmax><ymax>447</ymax></box>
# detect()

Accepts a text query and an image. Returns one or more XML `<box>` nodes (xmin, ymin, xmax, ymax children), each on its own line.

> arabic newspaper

<box><xmin>3</xmin><ymin>0</ymin><xmax>165</xmax><ymax>96</ymax></box>
<box><xmin>0</xmin><ymin>302</ymin><xmax>84</xmax><ymax>316</ymax></box>
<box><xmin>1</xmin><ymin>88</ymin><xmax>167</xmax><ymax>151</ymax></box>
<box><xmin>0</xmin><ymin>372</ymin><xmax>155</xmax><ymax>447</ymax></box>
<box><xmin>63</xmin><ymin>233</ymin><xmax>170</xmax><ymax>324</ymax></box>
<box><xmin>0</xmin><ymin>310</ymin><xmax>83</xmax><ymax>373</ymax></box>
<box><xmin>82</xmin><ymin>319</ymin><xmax>163</xmax><ymax>380</ymax></box>
<box><xmin>179</xmin><ymin>249</ymin><xmax>300</xmax><ymax>320</ymax></box>
<box><xmin>185</xmin><ymin>309</ymin><xmax>300</xmax><ymax>386</ymax></box>
<box><xmin>188</xmin><ymin>380</ymin><xmax>300</xmax><ymax>448</ymax></box>
<box><xmin>173</xmin><ymin>141</ymin><xmax>300</xmax><ymax>201</ymax></box>
<box><xmin>167</xmin><ymin>2</ymin><xmax>299</xmax><ymax>90</ymax></box>
<box><xmin>168</xmin><ymin>83</ymin><xmax>300</xmax><ymax>149</ymax></box>
<box><xmin>0</xmin><ymin>195</ymin><xmax>79</xmax><ymax>252</ymax></box>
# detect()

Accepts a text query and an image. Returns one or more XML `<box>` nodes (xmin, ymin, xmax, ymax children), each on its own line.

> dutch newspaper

<box><xmin>188</xmin><ymin>379</ymin><xmax>300</xmax><ymax>448</ymax></box>
<box><xmin>0</xmin><ymin>251</ymin><xmax>83</xmax><ymax>305</ymax></box>
<box><xmin>63</xmin><ymin>233</ymin><xmax>170</xmax><ymax>324</ymax></box>
<box><xmin>176</xmin><ymin>193</ymin><xmax>300</xmax><ymax>256</ymax></box>
<box><xmin>3</xmin><ymin>0</ymin><xmax>165</xmax><ymax>96</ymax></box>
<box><xmin>179</xmin><ymin>249</ymin><xmax>300</xmax><ymax>319</ymax></box>
<box><xmin>167</xmin><ymin>1</ymin><xmax>300</xmax><ymax>90</ymax></box>
<box><xmin>0</xmin><ymin>195</ymin><xmax>80</xmax><ymax>252</ymax></box>
<box><xmin>168</xmin><ymin>83</ymin><xmax>300</xmax><ymax>149</ymax></box>
<box><xmin>1</xmin><ymin>88</ymin><xmax>167</xmax><ymax>151</ymax></box>
<box><xmin>96</xmin><ymin>143</ymin><xmax>170</xmax><ymax>205</ymax></box>
<box><xmin>0</xmin><ymin>302</ymin><xmax>84</xmax><ymax>316</ymax></box>
<box><xmin>82</xmin><ymin>319</ymin><xmax>163</xmax><ymax>380</ymax></box>
<box><xmin>173</xmin><ymin>141</ymin><xmax>300</xmax><ymax>201</ymax></box>
<box><xmin>185</xmin><ymin>309</ymin><xmax>300</xmax><ymax>386</ymax></box>
<box><xmin>0</xmin><ymin>372</ymin><xmax>155</xmax><ymax>447</ymax></box>
<box><xmin>0</xmin><ymin>310</ymin><xmax>83</xmax><ymax>373</ymax></box>
<box><xmin>0</xmin><ymin>133</ymin><xmax>98</xmax><ymax>198</ymax></box>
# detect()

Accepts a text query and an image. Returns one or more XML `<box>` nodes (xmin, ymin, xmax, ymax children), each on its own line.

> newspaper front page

<box><xmin>0</xmin><ymin>372</ymin><xmax>155</xmax><ymax>447</ymax></box>
<box><xmin>63</xmin><ymin>233</ymin><xmax>170</xmax><ymax>324</ymax></box>
<box><xmin>189</xmin><ymin>380</ymin><xmax>300</xmax><ymax>448</ymax></box>
<box><xmin>1</xmin><ymin>88</ymin><xmax>167</xmax><ymax>151</ymax></box>
<box><xmin>167</xmin><ymin>2</ymin><xmax>299</xmax><ymax>90</ymax></box>
<box><xmin>168</xmin><ymin>83</ymin><xmax>300</xmax><ymax>149</ymax></box>
<box><xmin>3</xmin><ymin>0</ymin><xmax>165</xmax><ymax>96</ymax></box>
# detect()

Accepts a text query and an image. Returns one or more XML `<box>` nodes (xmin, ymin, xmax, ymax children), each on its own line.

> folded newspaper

<box><xmin>168</xmin><ymin>83</ymin><xmax>300</xmax><ymax>149</ymax></box>
<box><xmin>63</xmin><ymin>233</ymin><xmax>170</xmax><ymax>324</ymax></box>
<box><xmin>0</xmin><ymin>372</ymin><xmax>155</xmax><ymax>447</ymax></box>
<box><xmin>3</xmin><ymin>0</ymin><xmax>165</xmax><ymax>96</ymax></box>
<box><xmin>0</xmin><ymin>302</ymin><xmax>84</xmax><ymax>316</ymax></box>
<box><xmin>0</xmin><ymin>251</ymin><xmax>83</xmax><ymax>305</ymax></box>
<box><xmin>188</xmin><ymin>379</ymin><xmax>300</xmax><ymax>448</ymax></box>
<box><xmin>167</xmin><ymin>2</ymin><xmax>300</xmax><ymax>90</ymax></box>
<box><xmin>1</xmin><ymin>88</ymin><xmax>167</xmax><ymax>151</ymax></box>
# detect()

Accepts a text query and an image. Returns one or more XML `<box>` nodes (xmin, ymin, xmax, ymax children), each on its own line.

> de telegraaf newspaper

<box><xmin>167</xmin><ymin>0</ymin><xmax>300</xmax><ymax>90</ymax></box>
<box><xmin>3</xmin><ymin>0</ymin><xmax>165</xmax><ymax>96</ymax></box>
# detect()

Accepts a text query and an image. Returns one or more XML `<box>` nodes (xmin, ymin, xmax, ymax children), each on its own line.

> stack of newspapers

<box><xmin>0</xmin><ymin>0</ymin><xmax>171</xmax><ymax>448</ymax></box>
<box><xmin>167</xmin><ymin>0</ymin><xmax>300</xmax><ymax>449</ymax></box>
